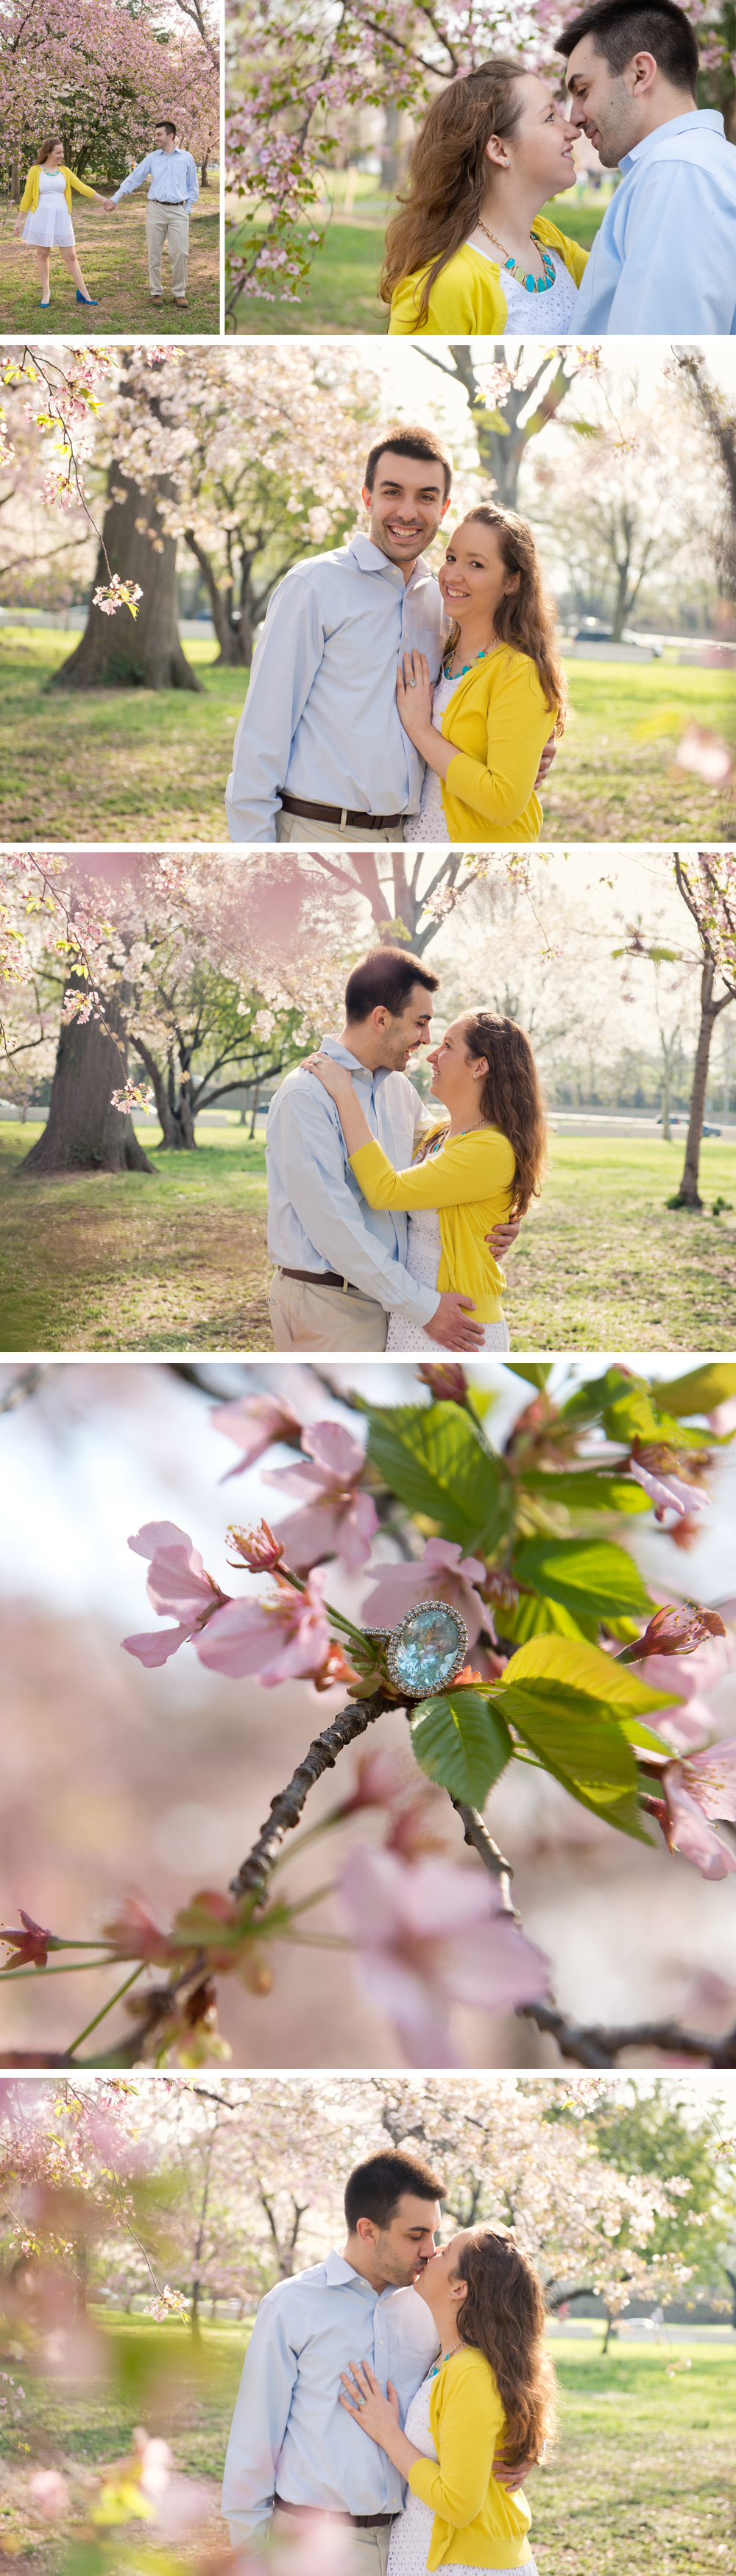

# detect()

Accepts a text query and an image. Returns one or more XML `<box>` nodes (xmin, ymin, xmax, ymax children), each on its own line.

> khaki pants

<box><xmin>269</xmin><ymin>1272</ymin><xmax>388</xmax><ymax>1351</ymax></box>
<box><xmin>146</xmin><ymin>199</ymin><xmax>189</xmax><ymax>297</ymax></box>
<box><xmin>271</xmin><ymin>2508</ymin><xmax>392</xmax><ymax>2575</ymax></box>
<box><xmin>276</xmin><ymin>813</ymin><xmax>405</xmax><ymax>845</ymax></box>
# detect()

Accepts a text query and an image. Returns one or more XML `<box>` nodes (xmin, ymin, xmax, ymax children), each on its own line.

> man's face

<box><xmin>362</xmin><ymin>452</ymin><xmax>450</xmax><ymax>569</ymax></box>
<box><xmin>564</xmin><ymin>34</ymin><xmax>657</xmax><ymax>163</ymax></box>
<box><xmin>155</xmin><ymin>125</ymin><xmax>174</xmax><ymax>148</ymax></box>
<box><xmin>369</xmin><ymin>2193</ymin><xmax>442</xmax><ymax>2288</ymax></box>
<box><xmin>375</xmin><ymin>983</ymin><xmax>434</xmax><ymax>1072</ymax></box>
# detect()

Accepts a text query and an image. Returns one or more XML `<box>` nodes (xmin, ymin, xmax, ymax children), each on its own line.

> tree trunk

<box><xmin>381</xmin><ymin>101</ymin><xmax>407</xmax><ymax>196</ymax></box>
<box><xmin>130</xmin><ymin>1034</ymin><xmax>194</xmax><ymax>1149</ymax></box>
<box><xmin>670</xmin><ymin>963</ymin><xmax>718</xmax><ymax>1209</ymax></box>
<box><xmin>18</xmin><ymin>985</ymin><xmax>154</xmax><ymax>1176</ymax></box>
<box><xmin>201</xmin><ymin>155</ymin><xmax>209</xmax><ymax>187</ymax></box>
<box><xmin>54</xmin><ymin>470</ymin><xmax>202</xmax><ymax>692</ymax></box>
<box><xmin>183</xmin><ymin>530</ymin><xmax>247</xmax><ymax>665</ymax></box>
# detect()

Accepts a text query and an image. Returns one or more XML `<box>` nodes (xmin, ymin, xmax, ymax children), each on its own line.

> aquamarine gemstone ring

<box><xmin>362</xmin><ymin>1599</ymin><xmax>470</xmax><ymax>1699</ymax></box>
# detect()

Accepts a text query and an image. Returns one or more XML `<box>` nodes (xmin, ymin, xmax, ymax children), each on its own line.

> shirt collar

<box><xmin>620</xmin><ymin>108</ymin><xmax>724</xmax><ymax>169</ymax></box>
<box><xmin>324</xmin><ymin>2248</ymin><xmax>378</xmax><ymax>2294</ymax></box>
<box><xmin>319</xmin><ymin>1035</ymin><xmax>374</xmax><ymax>1080</ymax></box>
<box><xmin>346</xmin><ymin>531</ymin><xmax>434</xmax><ymax>592</ymax></box>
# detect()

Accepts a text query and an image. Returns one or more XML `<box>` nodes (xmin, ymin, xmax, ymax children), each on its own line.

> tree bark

<box><xmin>670</xmin><ymin>960</ymin><xmax>718</xmax><ymax>1209</ymax></box>
<box><xmin>130</xmin><ymin>1033</ymin><xmax>194</xmax><ymax>1149</ymax></box>
<box><xmin>53</xmin><ymin>470</ymin><xmax>202</xmax><ymax>692</ymax></box>
<box><xmin>18</xmin><ymin>986</ymin><xmax>154</xmax><ymax>1176</ymax></box>
<box><xmin>183</xmin><ymin>529</ymin><xmax>247</xmax><ymax>665</ymax></box>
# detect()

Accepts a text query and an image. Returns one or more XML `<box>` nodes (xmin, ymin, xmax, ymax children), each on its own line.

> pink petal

<box><xmin>663</xmin><ymin>1774</ymin><xmax>736</xmax><ymax>1879</ymax></box>
<box><xmin>682</xmin><ymin>1735</ymin><xmax>736</xmax><ymax>1822</ymax></box>
<box><xmin>437</xmin><ymin>1917</ymin><xmax>552</xmax><ymax>2014</ymax></box>
<box><xmin>302</xmin><ymin>1421</ymin><xmax>366</xmax><ymax>1484</ymax></box>
<box><xmin>425</xmin><ymin>1539</ymin><xmax>486</xmax><ymax>1584</ymax></box>
<box><xmin>354</xmin><ymin>1948</ymin><xmax>459</xmax><ymax>2067</ymax></box>
<box><xmin>211</xmin><ymin>1394</ymin><xmax>301</xmax><ymax>1477</ymax></box>
<box><xmin>195</xmin><ymin>1596</ymin><xmax>293</xmax><ymax>1678</ymax></box>
<box><xmin>127</xmin><ymin>1522</ymin><xmax>218</xmax><ymax>1623</ymax></box>
<box><xmin>122</xmin><ymin>1623</ymin><xmax>192</xmax><ymax>1668</ymax></box>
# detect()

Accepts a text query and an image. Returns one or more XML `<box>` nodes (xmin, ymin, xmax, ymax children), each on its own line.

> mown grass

<box><xmin>0</xmin><ymin>629</ymin><xmax>733</xmax><ymax>843</ymax></box>
<box><xmin>226</xmin><ymin>188</ymin><xmax>608</xmax><ymax>336</ymax></box>
<box><xmin>0</xmin><ymin>2321</ymin><xmax>732</xmax><ymax>2574</ymax></box>
<box><xmin>1</xmin><ymin>1127</ymin><xmax>734</xmax><ymax>1354</ymax></box>
<box><xmin>0</xmin><ymin>190</ymin><xmax>219</xmax><ymax>334</ymax></box>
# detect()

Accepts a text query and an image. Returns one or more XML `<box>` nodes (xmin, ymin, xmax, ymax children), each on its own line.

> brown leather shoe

<box><xmin>149</xmin><ymin>294</ymin><xmax>163</xmax><ymax>304</ymax></box>
<box><xmin>173</xmin><ymin>295</ymin><xmax>189</xmax><ymax>308</ymax></box>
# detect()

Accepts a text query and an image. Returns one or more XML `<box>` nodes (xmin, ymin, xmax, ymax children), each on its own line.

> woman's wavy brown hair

<box><xmin>38</xmin><ymin>136</ymin><xmax>64</xmax><ymax>165</ymax></box>
<box><xmin>381</xmin><ymin>60</ymin><xmax>530</xmax><ymax>322</ymax></box>
<box><xmin>453</xmin><ymin>2227</ymin><xmax>556</xmax><ymax>2466</ymax></box>
<box><xmin>461</xmin><ymin>1011</ymin><xmax>548</xmax><ymax>1217</ymax></box>
<box><xmin>445</xmin><ymin>504</ymin><xmax>566</xmax><ymax>733</ymax></box>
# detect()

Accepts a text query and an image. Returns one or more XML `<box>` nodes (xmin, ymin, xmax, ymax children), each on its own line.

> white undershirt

<box><xmin>465</xmin><ymin>233</ymin><xmax>578</xmax><ymax>332</ymax></box>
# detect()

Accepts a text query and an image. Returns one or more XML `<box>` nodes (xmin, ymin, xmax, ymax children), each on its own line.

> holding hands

<box><xmin>396</xmin><ymin>648</ymin><xmax>434</xmax><ymax>748</ymax></box>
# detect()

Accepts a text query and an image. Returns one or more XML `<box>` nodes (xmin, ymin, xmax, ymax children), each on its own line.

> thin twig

<box><xmin>520</xmin><ymin>2002</ymin><xmax>736</xmax><ymax>2070</ymax></box>
<box><xmin>451</xmin><ymin>1802</ymin><xmax>514</xmax><ymax>1914</ymax></box>
<box><xmin>229</xmin><ymin>1697</ymin><xmax>388</xmax><ymax>1902</ymax></box>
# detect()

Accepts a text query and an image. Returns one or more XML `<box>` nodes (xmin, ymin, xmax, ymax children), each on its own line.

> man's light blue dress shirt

<box><xmin>221</xmin><ymin>2250</ymin><xmax>439</xmax><ymax>2545</ymax></box>
<box><xmin>266</xmin><ymin>1037</ymin><xmax>440</xmax><ymax>1325</ymax></box>
<box><xmin>112</xmin><ymin>148</ymin><xmax>199</xmax><ymax>211</ymax></box>
<box><xmin>225</xmin><ymin>532</ymin><xmax>447</xmax><ymax>844</ymax></box>
<box><xmin>574</xmin><ymin>112</ymin><xmax>736</xmax><ymax>334</ymax></box>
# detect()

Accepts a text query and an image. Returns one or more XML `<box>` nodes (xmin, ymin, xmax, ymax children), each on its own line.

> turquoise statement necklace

<box><xmin>476</xmin><ymin>216</ymin><xmax>555</xmax><ymax>293</ymax></box>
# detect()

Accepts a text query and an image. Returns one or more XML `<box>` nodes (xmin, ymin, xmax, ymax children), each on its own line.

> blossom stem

<box><xmin>229</xmin><ymin>1696</ymin><xmax>389</xmax><ymax>1904</ymax></box>
<box><xmin>0</xmin><ymin>1958</ymin><xmax>125</xmax><ymax>1981</ymax></box>
<box><xmin>65</xmin><ymin>1964</ymin><xmax>146</xmax><ymax>2053</ymax></box>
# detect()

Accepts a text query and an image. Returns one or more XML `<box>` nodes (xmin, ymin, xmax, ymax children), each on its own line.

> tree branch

<box><xmin>229</xmin><ymin>1696</ymin><xmax>389</xmax><ymax>1902</ymax></box>
<box><xmin>520</xmin><ymin>2002</ymin><xmax>736</xmax><ymax>2069</ymax></box>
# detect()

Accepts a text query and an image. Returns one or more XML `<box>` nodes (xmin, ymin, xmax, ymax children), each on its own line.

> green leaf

<box><xmin>519</xmin><ymin>1469</ymin><xmax>652</xmax><ymax>1514</ymax></box>
<box><xmin>410</xmin><ymin>1690</ymin><xmax>513</xmax><ymax>1808</ymax></box>
<box><xmin>364</xmin><ymin>1401</ymin><xmax>512</xmax><ymax>1552</ymax></box>
<box><xmin>559</xmin><ymin>1365</ymin><xmax>645</xmax><ymax>1426</ymax></box>
<box><xmin>497</xmin><ymin>1633</ymin><xmax>679</xmax><ymax>1724</ymax></box>
<box><xmin>649</xmin><ymin>1362</ymin><xmax>736</xmax><ymax>1420</ymax></box>
<box><xmin>503</xmin><ymin>1362</ymin><xmax>553</xmax><ymax>1390</ymax></box>
<box><xmin>493</xmin><ymin>1635</ymin><xmax>670</xmax><ymax>1841</ymax></box>
<box><xmin>602</xmin><ymin>1387</ymin><xmax>708</xmax><ymax>1451</ymax></box>
<box><xmin>512</xmin><ymin>1535</ymin><xmax>653</xmax><ymax>1621</ymax></box>
<box><xmin>493</xmin><ymin>1590</ymin><xmax>601</xmax><ymax>1646</ymax></box>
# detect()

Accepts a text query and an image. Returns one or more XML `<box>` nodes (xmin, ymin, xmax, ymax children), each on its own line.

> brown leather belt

<box><xmin>279</xmin><ymin>1265</ymin><xmax>361</xmax><ymax>1292</ymax></box>
<box><xmin>280</xmin><ymin>792</ymin><xmax>404</xmax><ymax>831</ymax></box>
<box><xmin>275</xmin><ymin>2498</ymin><xmax>395</xmax><ymax>2528</ymax></box>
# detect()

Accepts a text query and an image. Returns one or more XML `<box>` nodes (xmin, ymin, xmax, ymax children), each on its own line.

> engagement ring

<box><xmin>361</xmin><ymin>1599</ymin><xmax>469</xmax><ymax>1696</ymax></box>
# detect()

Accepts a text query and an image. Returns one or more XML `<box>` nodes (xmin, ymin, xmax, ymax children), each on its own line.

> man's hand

<box><xmin>425</xmin><ymin>1292</ymin><xmax>484</xmax><ymax>1351</ymax></box>
<box><xmin>486</xmin><ymin>1216</ymin><xmax>521</xmax><ymax>1260</ymax></box>
<box><xmin>494</xmin><ymin>2452</ymin><xmax>536</xmax><ymax>2492</ymax></box>
<box><xmin>534</xmin><ymin>733</ymin><xmax>556</xmax><ymax>790</ymax></box>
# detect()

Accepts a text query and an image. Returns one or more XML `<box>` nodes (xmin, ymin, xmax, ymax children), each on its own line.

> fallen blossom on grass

<box><xmin>339</xmin><ymin>1844</ymin><xmax>551</xmax><ymax>2066</ymax></box>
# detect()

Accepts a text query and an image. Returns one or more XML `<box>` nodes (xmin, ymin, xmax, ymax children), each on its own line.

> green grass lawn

<box><xmin>0</xmin><ymin>2321</ymin><xmax>732</xmax><ymax>2574</ymax></box>
<box><xmin>0</xmin><ymin>188</ymin><xmax>219</xmax><ymax>335</ymax></box>
<box><xmin>1</xmin><ymin>629</ymin><xmax>733</xmax><ymax>843</ymax></box>
<box><xmin>1</xmin><ymin>1127</ymin><xmax>734</xmax><ymax>1354</ymax></box>
<box><xmin>227</xmin><ymin>188</ymin><xmax>609</xmax><ymax>335</ymax></box>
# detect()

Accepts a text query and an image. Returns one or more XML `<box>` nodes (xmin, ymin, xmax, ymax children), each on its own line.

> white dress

<box><xmin>403</xmin><ymin>669</ymin><xmax>456</xmax><ymax>846</ymax></box>
<box><xmin>22</xmin><ymin>169</ymin><xmax>76</xmax><ymax>247</ymax></box>
<box><xmin>467</xmin><ymin>233</ymin><xmax>578</xmax><ymax>333</ymax></box>
<box><xmin>386</xmin><ymin>2370</ymin><xmax>537</xmax><ymax>2576</ymax></box>
<box><xmin>386</xmin><ymin>1203</ymin><xmax>511</xmax><ymax>1354</ymax></box>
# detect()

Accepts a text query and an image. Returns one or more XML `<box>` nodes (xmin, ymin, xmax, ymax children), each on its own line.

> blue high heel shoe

<box><xmin>39</xmin><ymin>297</ymin><xmax>51</xmax><ymax>307</ymax></box>
<box><xmin>77</xmin><ymin>289</ymin><xmax>99</xmax><ymax>305</ymax></box>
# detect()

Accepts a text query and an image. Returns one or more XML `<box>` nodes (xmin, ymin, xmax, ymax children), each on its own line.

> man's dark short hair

<box><xmin>344</xmin><ymin>946</ymin><xmax>440</xmax><ymax>1025</ymax></box>
<box><xmin>155</xmin><ymin>119</ymin><xmax>177</xmax><ymax>135</ymax></box>
<box><xmin>344</xmin><ymin>2150</ymin><xmax>445</xmax><ymax>2234</ymax></box>
<box><xmin>364</xmin><ymin>424</ymin><xmax>453</xmax><ymax>502</ymax></box>
<box><xmin>555</xmin><ymin>0</ymin><xmax>699</xmax><ymax>88</ymax></box>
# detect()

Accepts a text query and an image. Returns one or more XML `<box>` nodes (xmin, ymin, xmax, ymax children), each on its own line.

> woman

<box><xmin>399</xmin><ymin>504</ymin><xmax>565</xmax><ymax>846</ymax></box>
<box><xmin>15</xmin><ymin>137</ymin><xmax>103</xmax><ymax>308</ymax></box>
<box><xmin>302</xmin><ymin>1008</ymin><xmax>546</xmax><ymax>1354</ymax></box>
<box><xmin>340</xmin><ymin>2226</ymin><xmax>556</xmax><ymax>2574</ymax></box>
<box><xmin>385</xmin><ymin>60</ymin><xmax>587</xmax><ymax>335</ymax></box>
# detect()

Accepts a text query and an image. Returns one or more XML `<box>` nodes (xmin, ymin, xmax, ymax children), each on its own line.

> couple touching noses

<box><xmin>222</xmin><ymin>2147</ymin><xmax>554</xmax><ymax>2574</ymax></box>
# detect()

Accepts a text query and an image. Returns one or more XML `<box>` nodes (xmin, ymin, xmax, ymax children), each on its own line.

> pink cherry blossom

<box><xmin>629</xmin><ymin>1448</ymin><xmax>708</xmax><ymax>1521</ymax></box>
<box><xmin>661</xmin><ymin>1738</ymin><xmax>736</xmax><ymax>1879</ymax></box>
<box><xmin>339</xmin><ymin>1844</ymin><xmax>551</xmax><ymax>2066</ymax></box>
<box><xmin>619</xmin><ymin>1603</ymin><xmax>727</xmax><ymax>1664</ymax></box>
<box><xmin>361</xmin><ymin>1538</ymin><xmax>488</xmax><ymax>1646</ymax></box>
<box><xmin>124</xmin><ymin>1523</ymin><xmax>229</xmax><ymax>1666</ymax></box>
<box><xmin>264</xmin><ymin>1422</ymin><xmax>378</xmax><ymax>1569</ymax></box>
<box><xmin>210</xmin><ymin>1393</ymin><xmax>302</xmax><ymax>1479</ymax></box>
<box><xmin>631</xmin><ymin>1631</ymin><xmax>736</xmax><ymax>1751</ymax></box>
<box><xmin>194</xmin><ymin>1568</ymin><xmax>333</xmax><ymax>1686</ymax></box>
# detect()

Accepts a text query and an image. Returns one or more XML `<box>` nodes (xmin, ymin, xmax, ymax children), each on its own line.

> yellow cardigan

<box><xmin>408</xmin><ymin>2346</ymin><xmax>534</xmax><ymax>2569</ymax></box>
<box><xmin>431</xmin><ymin>643</ymin><xmax>556</xmax><ymax>844</ymax></box>
<box><xmin>20</xmin><ymin>166</ymin><xmax>98</xmax><ymax>215</ymax></box>
<box><xmin>389</xmin><ymin>215</ymin><xmax>588</xmax><ymax>334</ymax></box>
<box><xmin>349</xmin><ymin>1122</ymin><xmax>516</xmax><ymax>1323</ymax></box>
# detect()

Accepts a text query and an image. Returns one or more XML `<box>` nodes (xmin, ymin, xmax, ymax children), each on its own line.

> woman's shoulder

<box><xmin>436</xmin><ymin>2343</ymin><xmax>498</xmax><ymax>2399</ymax></box>
<box><xmin>390</xmin><ymin>244</ymin><xmax>506</xmax><ymax>333</ymax></box>
<box><xmin>534</xmin><ymin>214</ymin><xmax>589</xmax><ymax>280</ymax></box>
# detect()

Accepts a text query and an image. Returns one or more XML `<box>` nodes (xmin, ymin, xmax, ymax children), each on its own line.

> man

<box><xmin>556</xmin><ymin>0</ymin><xmax>736</xmax><ymax>332</ymax></box>
<box><xmin>107</xmin><ymin>120</ymin><xmax>199</xmax><ymax>309</ymax></box>
<box><xmin>266</xmin><ymin>945</ymin><xmax>518</xmax><ymax>1353</ymax></box>
<box><xmin>222</xmin><ymin>2148</ymin><xmax>528</xmax><ymax>2568</ymax></box>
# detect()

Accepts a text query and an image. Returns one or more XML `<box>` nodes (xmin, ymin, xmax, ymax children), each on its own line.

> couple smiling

<box><xmin>266</xmin><ymin>946</ymin><xmax>545</xmax><ymax>1355</ymax></box>
<box><xmin>222</xmin><ymin>2146</ymin><xmax>554</xmax><ymax>2575</ymax></box>
<box><xmin>225</xmin><ymin>428</ymin><xmax>564</xmax><ymax>850</ymax></box>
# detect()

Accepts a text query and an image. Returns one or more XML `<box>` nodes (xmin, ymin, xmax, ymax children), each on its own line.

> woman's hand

<box><xmin>339</xmin><ymin>2361</ymin><xmax>402</xmax><ymax>2449</ymax></box>
<box><xmin>13</xmin><ymin>218</ymin><xmax>24</xmax><ymax>236</ymax></box>
<box><xmin>299</xmin><ymin>1050</ymin><xmax>354</xmax><ymax>1105</ymax></box>
<box><xmin>396</xmin><ymin>649</ymin><xmax>434</xmax><ymax>746</ymax></box>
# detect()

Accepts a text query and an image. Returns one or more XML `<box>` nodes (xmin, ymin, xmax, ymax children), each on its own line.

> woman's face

<box><xmin>414</xmin><ymin>2230</ymin><xmax>472</xmax><ymax>2321</ymax></box>
<box><xmin>486</xmin><ymin>72</ymin><xmax>578</xmax><ymax>197</ymax></box>
<box><xmin>438</xmin><ymin>522</ymin><xmax>519</xmax><ymax>630</ymax></box>
<box><xmin>45</xmin><ymin>144</ymin><xmax>64</xmax><ymax>169</ymax></box>
<box><xmin>426</xmin><ymin>1017</ymin><xmax>487</xmax><ymax>1111</ymax></box>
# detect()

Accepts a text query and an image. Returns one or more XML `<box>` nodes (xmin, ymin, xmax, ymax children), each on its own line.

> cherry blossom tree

<box><xmin>618</xmin><ymin>852</ymin><xmax>736</xmax><ymax>1211</ymax></box>
<box><xmin>0</xmin><ymin>0</ymin><xmax>219</xmax><ymax>198</ymax></box>
<box><xmin>225</xmin><ymin>0</ymin><xmax>733</xmax><ymax>307</ymax></box>
<box><xmin>3</xmin><ymin>1358</ymin><xmax>736</xmax><ymax>2070</ymax></box>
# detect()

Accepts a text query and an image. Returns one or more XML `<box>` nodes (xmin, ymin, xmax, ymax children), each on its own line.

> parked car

<box><xmin>656</xmin><ymin>1114</ymin><xmax>721</xmax><ymax>1134</ymax></box>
